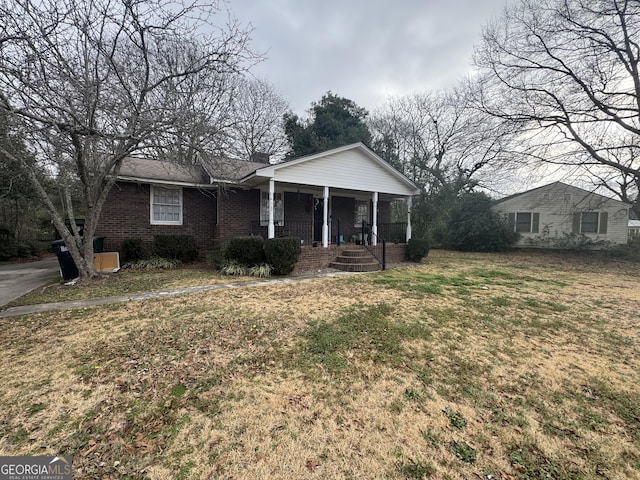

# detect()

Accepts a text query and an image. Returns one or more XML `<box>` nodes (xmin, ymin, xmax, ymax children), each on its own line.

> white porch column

<box><xmin>371</xmin><ymin>191</ymin><xmax>378</xmax><ymax>246</ymax></box>
<box><xmin>267</xmin><ymin>178</ymin><xmax>275</xmax><ymax>239</ymax></box>
<box><xmin>406</xmin><ymin>196</ymin><xmax>413</xmax><ymax>242</ymax></box>
<box><xmin>322</xmin><ymin>186</ymin><xmax>329</xmax><ymax>247</ymax></box>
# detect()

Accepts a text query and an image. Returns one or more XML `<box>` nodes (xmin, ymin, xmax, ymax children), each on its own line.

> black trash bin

<box><xmin>51</xmin><ymin>240</ymin><xmax>79</xmax><ymax>281</ymax></box>
<box><xmin>93</xmin><ymin>236</ymin><xmax>106</xmax><ymax>253</ymax></box>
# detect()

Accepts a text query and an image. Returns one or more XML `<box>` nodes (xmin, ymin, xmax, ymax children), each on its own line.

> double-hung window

<box><xmin>150</xmin><ymin>185</ymin><xmax>182</xmax><ymax>225</ymax></box>
<box><xmin>508</xmin><ymin>212</ymin><xmax>539</xmax><ymax>233</ymax></box>
<box><xmin>574</xmin><ymin>212</ymin><xmax>607</xmax><ymax>234</ymax></box>
<box><xmin>354</xmin><ymin>200</ymin><xmax>369</xmax><ymax>227</ymax></box>
<box><xmin>260</xmin><ymin>191</ymin><xmax>284</xmax><ymax>226</ymax></box>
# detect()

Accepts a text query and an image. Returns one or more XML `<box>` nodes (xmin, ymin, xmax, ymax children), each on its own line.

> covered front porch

<box><xmin>249</xmin><ymin>189</ymin><xmax>411</xmax><ymax>247</ymax></box>
<box><xmin>240</xmin><ymin>143</ymin><xmax>420</xmax><ymax>249</ymax></box>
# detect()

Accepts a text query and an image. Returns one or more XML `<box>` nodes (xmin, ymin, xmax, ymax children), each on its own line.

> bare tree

<box><xmin>474</xmin><ymin>0</ymin><xmax>640</xmax><ymax>217</ymax></box>
<box><xmin>0</xmin><ymin>0</ymin><xmax>257</xmax><ymax>279</ymax></box>
<box><xmin>370</xmin><ymin>86</ymin><xmax>519</xmax><ymax>240</ymax></box>
<box><xmin>370</xmin><ymin>87</ymin><xmax>518</xmax><ymax>193</ymax></box>
<box><xmin>224</xmin><ymin>77</ymin><xmax>289</xmax><ymax>161</ymax></box>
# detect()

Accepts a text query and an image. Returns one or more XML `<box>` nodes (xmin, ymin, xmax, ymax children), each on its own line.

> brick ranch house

<box><xmin>97</xmin><ymin>143</ymin><xmax>421</xmax><ymax>271</ymax></box>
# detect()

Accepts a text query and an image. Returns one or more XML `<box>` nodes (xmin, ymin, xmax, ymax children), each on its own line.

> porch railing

<box><xmin>250</xmin><ymin>221</ymin><xmax>408</xmax><ymax>250</ymax></box>
<box><xmin>375</xmin><ymin>223</ymin><xmax>408</xmax><ymax>244</ymax></box>
<box><xmin>251</xmin><ymin>221</ymin><xmax>314</xmax><ymax>245</ymax></box>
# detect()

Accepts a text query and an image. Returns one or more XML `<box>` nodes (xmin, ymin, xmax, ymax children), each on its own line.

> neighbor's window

<box><xmin>580</xmin><ymin>212</ymin><xmax>599</xmax><ymax>233</ymax></box>
<box><xmin>508</xmin><ymin>212</ymin><xmax>539</xmax><ymax>233</ymax></box>
<box><xmin>150</xmin><ymin>185</ymin><xmax>182</xmax><ymax>225</ymax></box>
<box><xmin>573</xmin><ymin>211</ymin><xmax>608</xmax><ymax>234</ymax></box>
<box><xmin>354</xmin><ymin>200</ymin><xmax>369</xmax><ymax>227</ymax></box>
<box><xmin>260</xmin><ymin>191</ymin><xmax>284</xmax><ymax>226</ymax></box>
<box><xmin>516</xmin><ymin>212</ymin><xmax>532</xmax><ymax>233</ymax></box>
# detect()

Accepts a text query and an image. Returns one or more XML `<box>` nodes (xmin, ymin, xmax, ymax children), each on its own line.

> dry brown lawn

<box><xmin>0</xmin><ymin>250</ymin><xmax>639</xmax><ymax>479</ymax></box>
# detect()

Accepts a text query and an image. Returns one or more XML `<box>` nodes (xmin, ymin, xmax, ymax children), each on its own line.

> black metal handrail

<box><xmin>361</xmin><ymin>220</ymin><xmax>386</xmax><ymax>270</ymax></box>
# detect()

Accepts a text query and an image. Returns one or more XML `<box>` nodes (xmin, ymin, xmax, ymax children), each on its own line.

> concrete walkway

<box><xmin>0</xmin><ymin>256</ymin><xmax>60</xmax><ymax>308</ymax></box>
<box><xmin>0</xmin><ymin>270</ymin><xmax>357</xmax><ymax>319</ymax></box>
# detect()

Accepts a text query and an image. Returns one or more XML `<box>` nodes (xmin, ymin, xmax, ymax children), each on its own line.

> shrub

<box><xmin>0</xmin><ymin>225</ymin><xmax>11</xmax><ymax>240</ymax></box>
<box><xmin>0</xmin><ymin>244</ymin><xmax>18</xmax><ymax>261</ymax></box>
<box><xmin>154</xmin><ymin>234</ymin><xmax>198</xmax><ymax>262</ymax></box>
<box><xmin>605</xmin><ymin>236</ymin><xmax>640</xmax><ymax>261</ymax></box>
<box><xmin>219</xmin><ymin>258</ymin><xmax>248</xmax><ymax>276</ymax></box>
<box><xmin>121</xmin><ymin>238</ymin><xmax>151</xmax><ymax>263</ymax></box>
<box><xmin>406</xmin><ymin>238</ymin><xmax>430</xmax><ymax>262</ymax></box>
<box><xmin>123</xmin><ymin>256</ymin><xmax>180</xmax><ymax>270</ymax></box>
<box><xmin>264</xmin><ymin>237</ymin><xmax>301</xmax><ymax>275</ymax></box>
<box><xmin>205</xmin><ymin>249</ymin><xmax>227</xmax><ymax>268</ymax></box>
<box><xmin>226</xmin><ymin>236</ymin><xmax>266</xmax><ymax>266</ymax></box>
<box><xmin>448</xmin><ymin>192</ymin><xmax>519</xmax><ymax>252</ymax></box>
<box><xmin>0</xmin><ymin>242</ymin><xmax>39</xmax><ymax>260</ymax></box>
<box><xmin>15</xmin><ymin>243</ymin><xmax>37</xmax><ymax>258</ymax></box>
<box><xmin>249</xmin><ymin>263</ymin><xmax>272</xmax><ymax>278</ymax></box>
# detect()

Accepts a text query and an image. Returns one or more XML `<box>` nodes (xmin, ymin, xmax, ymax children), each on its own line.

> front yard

<box><xmin>0</xmin><ymin>250</ymin><xmax>638</xmax><ymax>479</ymax></box>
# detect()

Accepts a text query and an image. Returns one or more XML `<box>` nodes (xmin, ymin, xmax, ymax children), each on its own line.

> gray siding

<box><xmin>494</xmin><ymin>183</ymin><xmax>629</xmax><ymax>247</ymax></box>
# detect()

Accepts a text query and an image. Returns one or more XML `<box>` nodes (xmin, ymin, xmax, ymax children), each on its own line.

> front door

<box><xmin>313</xmin><ymin>198</ymin><xmax>323</xmax><ymax>242</ymax></box>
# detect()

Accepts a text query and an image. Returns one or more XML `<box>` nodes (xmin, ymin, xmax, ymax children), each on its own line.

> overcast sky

<box><xmin>227</xmin><ymin>0</ymin><xmax>513</xmax><ymax>116</ymax></box>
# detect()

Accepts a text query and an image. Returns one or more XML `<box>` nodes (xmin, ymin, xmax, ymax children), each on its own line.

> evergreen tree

<box><xmin>448</xmin><ymin>192</ymin><xmax>518</xmax><ymax>252</ymax></box>
<box><xmin>284</xmin><ymin>92</ymin><xmax>372</xmax><ymax>158</ymax></box>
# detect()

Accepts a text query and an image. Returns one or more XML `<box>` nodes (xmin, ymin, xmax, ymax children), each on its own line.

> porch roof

<box><xmin>117</xmin><ymin>157</ymin><xmax>212</xmax><ymax>187</ymax></box>
<box><xmin>116</xmin><ymin>144</ymin><xmax>420</xmax><ymax>197</ymax></box>
<box><xmin>116</xmin><ymin>156</ymin><xmax>267</xmax><ymax>187</ymax></box>
<box><xmin>240</xmin><ymin>143</ymin><xmax>420</xmax><ymax>197</ymax></box>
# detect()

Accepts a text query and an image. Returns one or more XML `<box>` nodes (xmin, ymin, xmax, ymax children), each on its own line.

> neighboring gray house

<box><xmin>494</xmin><ymin>182</ymin><xmax>630</xmax><ymax>248</ymax></box>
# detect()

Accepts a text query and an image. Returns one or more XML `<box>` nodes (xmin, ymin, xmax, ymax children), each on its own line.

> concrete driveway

<box><xmin>0</xmin><ymin>256</ymin><xmax>60</xmax><ymax>307</ymax></box>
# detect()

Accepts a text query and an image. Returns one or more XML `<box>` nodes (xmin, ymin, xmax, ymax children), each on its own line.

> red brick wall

<box><xmin>293</xmin><ymin>245</ymin><xmax>352</xmax><ymax>273</ymax></box>
<box><xmin>97</xmin><ymin>181</ymin><xmax>402</xmax><ymax>256</ymax></box>
<box><xmin>292</xmin><ymin>243</ymin><xmax>407</xmax><ymax>273</ymax></box>
<box><xmin>384</xmin><ymin>243</ymin><xmax>407</xmax><ymax>264</ymax></box>
<box><xmin>216</xmin><ymin>188</ymin><xmax>260</xmax><ymax>247</ymax></box>
<box><xmin>96</xmin><ymin>182</ymin><xmax>217</xmax><ymax>254</ymax></box>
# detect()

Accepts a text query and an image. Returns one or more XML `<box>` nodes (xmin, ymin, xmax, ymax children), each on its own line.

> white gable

<box><xmin>250</xmin><ymin>144</ymin><xmax>419</xmax><ymax>196</ymax></box>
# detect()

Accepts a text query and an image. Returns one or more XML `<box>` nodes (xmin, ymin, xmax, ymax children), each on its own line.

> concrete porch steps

<box><xmin>329</xmin><ymin>248</ymin><xmax>381</xmax><ymax>272</ymax></box>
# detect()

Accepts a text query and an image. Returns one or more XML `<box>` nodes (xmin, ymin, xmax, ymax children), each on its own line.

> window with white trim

<box><xmin>508</xmin><ymin>212</ymin><xmax>539</xmax><ymax>233</ymax></box>
<box><xmin>354</xmin><ymin>199</ymin><xmax>369</xmax><ymax>227</ymax></box>
<box><xmin>574</xmin><ymin>211</ymin><xmax>607</xmax><ymax>234</ymax></box>
<box><xmin>150</xmin><ymin>185</ymin><xmax>182</xmax><ymax>225</ymax></box>
<box><xmin>260</xmin><ymin>191</ymin><xmax>284</xmax><ymax>226</ymax></box>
